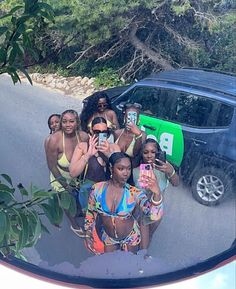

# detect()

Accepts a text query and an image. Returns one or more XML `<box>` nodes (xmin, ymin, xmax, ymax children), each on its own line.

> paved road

<box><xmin>0</xmin><ymin>75</ymin><xmax>235</xmax><ymax>279</ymax></box>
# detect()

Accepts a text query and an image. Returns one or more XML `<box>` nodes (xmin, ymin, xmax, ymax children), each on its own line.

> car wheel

<box><xmin>191</xmin><ymin>167</ymin><xmax>233</xmax><ymax>206</ymax></box>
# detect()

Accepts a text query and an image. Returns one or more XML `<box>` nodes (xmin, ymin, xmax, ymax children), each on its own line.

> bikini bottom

<box><xmin>101</xmin><ymin>219</ymin><xmax>141</xmax><ymax>251</ymax></box>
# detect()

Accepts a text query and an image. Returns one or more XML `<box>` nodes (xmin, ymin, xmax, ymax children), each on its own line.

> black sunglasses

<box><xmin>97</xmin><ymin>103</ymin><xmax>107</xmax><ymax>108</ymax></box>
<box><xmin>93</xmin><ymin>129</ymin><xmax>109</xmax><ymax>134</ymax></box>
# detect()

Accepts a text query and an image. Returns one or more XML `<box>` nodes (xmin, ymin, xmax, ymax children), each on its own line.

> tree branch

<box><xmin>129</xmin><ymin>23</ymin><xmax>173</xmax><ymax>70</ymax></box>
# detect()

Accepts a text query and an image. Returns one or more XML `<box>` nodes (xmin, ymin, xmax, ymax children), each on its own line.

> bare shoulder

<box><xmin>106</xmin><ymin>109</ymin><xmax>116</xmax><ymax>117</ymax></box>
<box><xmin>47</xmin><ymin>130</ymin><xmax>62</xmax><ymax>147</ymax></box>
<box><xmin>79</xmin><ymin>130</ymin><xmax>89</xmax><ymax>142</ymax></box>
<box><xmin>110</xmin><ymin>143</ymin><xmax>121</xmax><ymax>153</ymax></box>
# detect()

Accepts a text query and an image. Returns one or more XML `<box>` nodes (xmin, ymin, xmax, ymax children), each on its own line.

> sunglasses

<box><xmin>93</xmin><ymin>129</ymin><xmax>109</xmax><ymax>134</ymax></box>
<box><xmin>125</xmin><ymin>102</ymin><xmax>142</xmax><ymax>109</ymax></box>
<box><xmin>97</xmin><ymin>103</ymin><xmax>107</xmax><ymax>108</ymax></box>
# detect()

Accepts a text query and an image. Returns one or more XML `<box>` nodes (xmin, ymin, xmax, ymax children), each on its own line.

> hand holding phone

<box><xmin>98</xmin><ymin>132</ymin><xmax>107</xmax><ymax>146</ymax></box>
<box><xmin>155</xmin><ymin>151</ymin><xmax>166</xmax><ymax>166</ymax></box>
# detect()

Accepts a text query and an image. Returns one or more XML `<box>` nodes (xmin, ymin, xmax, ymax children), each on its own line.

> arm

<box><xmin>79</xmin><ymin>130</ymin><xmax>89</xmax><ymax>142</ymax></box>
<box><xmin>137</xmin><ymin>171</ymin><xmax>163</xmax><ymax>222</ymax></box>
<box><xmin>97</xmin><ymin>140</ymin><xmax>121</xmax><ymax>158</ymax></box>
<box><xmin>84</xmin><ymin>186</ymin><xmax>98</xmax><ymax>233</ymax></box>
<box><xmin>45</xmin><ymin>133</ymin><xmax>68</xmax><ymax>189</ymax></box>
<box><xmin>154</xmin><ymin>161</ymin><xmax>180</xmax><ymax>186</ymax></box>
<box><xmin>69</xmin><ymin>135</ymin><xmax>98</xmax><ymax>178</ymax></box>
<box><xmin>126</xmin><ymin>122</ymin><xmax>147</xmax><ymax>156</ymax></box>
<box><xmin>110</xmin><ymin>110</ymin><xmax>120</xmax><ymax>129</ymax></box>
<box><xmin>69</xmin><ymin>142</ymin><xmax>87</xmax><ymax>178</ymax></box>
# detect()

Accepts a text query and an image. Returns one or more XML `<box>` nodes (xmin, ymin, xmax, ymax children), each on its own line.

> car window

<box><xmin>128</xmin><ymin>87</ymin><xmax>234</xmax><ymax>128</ymax></box>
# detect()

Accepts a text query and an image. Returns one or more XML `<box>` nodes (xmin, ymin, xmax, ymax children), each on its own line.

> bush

<box><xmin>94</xmin><ymin>68</ymin><xmax>124</xmax><ymax>88</ymax></box>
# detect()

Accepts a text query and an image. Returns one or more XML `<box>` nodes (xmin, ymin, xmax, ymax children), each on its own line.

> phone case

<box><xmin>98</xmin><ymin>133</ymin><xmax>107</xmax><ymax>146</ymax></box>
<box><xmin>138</xmin><ymin>164</ymin><xmax>152</xmax><ymax>188</ymax></box>
<box><xmin>127</xmin><ymin>111</ymin><xmax>137</xmax><ymax>125</ymax></box>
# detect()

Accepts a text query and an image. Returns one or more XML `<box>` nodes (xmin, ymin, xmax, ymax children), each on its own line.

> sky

<box><xmin>0</xmin><ymin>260</ymin><xmax>235</xmax><ymax>289</ymax></box>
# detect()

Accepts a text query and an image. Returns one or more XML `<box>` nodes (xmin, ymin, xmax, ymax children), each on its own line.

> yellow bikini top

<box><xmin>57</xmin><ymin>131</ymin><xmax>79</xmax><ymax>169</ymax></box>
<box><xmin>115</xmin><ymin>129</ymin><xmax>135</xmax><ymax>157</ymax></box>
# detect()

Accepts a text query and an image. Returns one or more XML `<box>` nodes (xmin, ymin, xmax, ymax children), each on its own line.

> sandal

<box><xmin>70</xmin><ymin>225</ymin><xmax>86</xmax><ymax>238</ymax></box>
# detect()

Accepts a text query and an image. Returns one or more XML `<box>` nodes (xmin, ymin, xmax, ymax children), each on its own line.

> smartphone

<box><xmin>98</xmin><ymin>132</ymin><xmax>107</xmax><ymax>146</ymax></box>
<box><xmin>139</xmin><ymin>163</ymin><xmax>152</xmax><ymax>188</ymax></box>
<box><xmin>126</xmin><ymin>111</ymin><xmax>137</xmax><ymax>125</ymax></box>
<box><xmin>155</xmin><ymin>151</ymin><xmax>166</xmax><ymax>166</ymax></box>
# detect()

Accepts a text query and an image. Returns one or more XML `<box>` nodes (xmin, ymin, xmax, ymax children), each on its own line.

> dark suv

<box><xmin>110</xmin><ymin>68</ymin><xmax>236</xmax><ymax>206</ymax></box>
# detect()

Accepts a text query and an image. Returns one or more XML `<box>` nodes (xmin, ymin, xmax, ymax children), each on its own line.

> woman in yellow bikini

<box><xmin>114</xmin><ymin>103</ymin><xmax>146</xmax><ymax>165</ymax></box>
<box><xmin>80</xmin><ymin>91</ymin><xmax>120</xmax><ymax>142</ymax></box>
<box><xmin>45</xmin><ymin>109</ymin><xmax>88</xmax><ymax>233</ymax></box>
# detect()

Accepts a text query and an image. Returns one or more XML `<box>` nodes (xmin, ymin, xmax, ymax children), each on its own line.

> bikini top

<box><xmin>115</xmin><ymin>129</ymin><xmax>135</xmax><ymax>157</ymax></box>
<box><xmin>87</xmin><ymin>113</ymin><xmax>113</xmax><ymax>130</ymax></box>
<box><xmin>57</xmin><ymin>131</ymin><xmax>79</xmax><ymax>170</ymax></box>
<box><xmin>90</xmin><ymin>182</ymin><xmax>146</xmax><ymax>219</ymax></box>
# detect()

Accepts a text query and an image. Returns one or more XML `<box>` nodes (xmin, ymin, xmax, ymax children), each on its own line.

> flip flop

<box><xmin>70</xmin><ymin>225</ymin><xmax>86</xmax><ymax>238</ymax></box>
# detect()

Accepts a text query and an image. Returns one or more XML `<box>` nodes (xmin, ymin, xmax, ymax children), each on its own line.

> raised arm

<box><xmin>69</xmin><ymin>135</ymin><xmax>98</xmax><ymax>178</ymax></box>
<box><xmin>110</xmin><ymin>110</ymin><xmax>120</xmax><ymax>129</ymax></box>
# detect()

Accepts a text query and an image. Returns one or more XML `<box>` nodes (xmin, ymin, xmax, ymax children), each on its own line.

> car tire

<box><xmin>191</xmin><ymin>167</ymin><xmax>233</xmax><ymax>206</ymax></box>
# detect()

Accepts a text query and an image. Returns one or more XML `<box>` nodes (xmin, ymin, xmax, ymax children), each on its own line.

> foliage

<box><xmin>0</xmin><ymin>173</ymin><xmax>76</xmax><ymax>259</ymax></box>
<box><xmin>0</xmin><ymin>0</ymin><xmax>54</xmax><ymax>84</ymax></box>
<box><xmin>94</xmin><ymin>67</ymin><xmax>124</xmax><ymax>88</ymax></box>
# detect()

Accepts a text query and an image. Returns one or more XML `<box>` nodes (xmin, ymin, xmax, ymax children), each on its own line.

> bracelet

<box><xmin>135</xmin><ymin>133</ymin><xmax>142</xmax><ymax>140</ymax></box>
<box><xmin>167</xmin><ymin>168</ymin><xmax>176</xmax><ymax>179</ymax></box>
<box><xmin>151</xmin><ymin>194</ymin><xmax>163</xmax><ymax>206</ymax></box>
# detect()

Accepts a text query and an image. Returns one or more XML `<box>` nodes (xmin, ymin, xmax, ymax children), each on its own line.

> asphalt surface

<box><xmin>0</xmin><ymin>74</ymin><xmax>235</xmax><ymax>279</ymax></box>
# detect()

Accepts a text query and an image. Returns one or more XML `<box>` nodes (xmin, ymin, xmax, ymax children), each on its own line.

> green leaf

<box><xmin>40</xmin><ymin>203</ymin><xmax>57</xmax><ymax>225</ymax></box>
<box><xmin>25</xmin><ymin>210</ymin><xmax>41</xmax><ymax>247</ymax></box>
<box><xmin>8</xmin><ymin>45</ymin><xmax>17</xmax><ymax>65</ymax></box>
<box><xmin>0</xmin><ymin>191</ymin><xmax>15</xmax><ymax>205</ymax></box>
<box><xmin>60</xmin><ymin>191</ymin><xmax>71</xmax><ymax>210</ymax></box>
<box><xmin>0</xmin><ymin>211</ymin><xmax>8</xmax><ymax>243</ymax></box>
<box><xmin>1</xmin><ymin>174</ymin><xmax>13</xmax><ymax>186</ymax></box>
<box><xmin>33</xmin><ymin>189</ymin><xmax>55</xmax><ymax>198</ymax></box>
<box><xmin>0</xmin><ymin>48</ymin><xmax>7</xmax><ymax>64</ymax></box>
<box><xmin>0</xmin><ymin>183</ymin><xmax>15</xmax><ymax>194</ymax></box>
<box><xmin>68</xmin><ymin>196</ymin><xmax>77</xmax><ymax>217</ymax></box>
<box><xmin>17</xmin><ymin>183</ymin><xmax>28</xmax><ymax>196</ymax></box>
<box><xmin>16</xmin><ymin>67</ymin><xmax>32</xmax><ymax>85</ymax></box>
<box><xmin>40</xmin><ymin>222</ymin><xmax>50</xmax><ymax>234</ymax></box>
<box><xmin>9</xmin><ymin>5</ymin><xmax>24</xmax><ymax>15</ymax></box>
<box><xmin>0</xmin><ymin>26</ymin><xmax>8</xmax><ymax>37</ymax></box>
<box><xmin>17</xmin><ymin>212</ymin><xmax>29</xmax><ymax>250</ymax></box>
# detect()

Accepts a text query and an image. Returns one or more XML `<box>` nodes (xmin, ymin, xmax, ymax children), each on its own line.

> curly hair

<box><xmin>80</xmin><ymin>91</ymin><xmax>112</xmax><ymax>132</ymax></box>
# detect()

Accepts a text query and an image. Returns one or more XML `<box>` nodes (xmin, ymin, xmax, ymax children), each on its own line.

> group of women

<box><xmin>44</xmin><ymin>91</ymin><xmax>179</xmax><ymax>256</ymax></box>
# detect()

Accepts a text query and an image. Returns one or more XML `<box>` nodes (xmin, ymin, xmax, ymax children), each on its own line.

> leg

<box><xmin>139</xmin><ymin>223</ymin><xmax>150</xmax><ymax>250</ymax></box>
<box><xmin>149</xmin><ymin>219</ymin><xmax>162</xmax><ymax>240</ymax></box>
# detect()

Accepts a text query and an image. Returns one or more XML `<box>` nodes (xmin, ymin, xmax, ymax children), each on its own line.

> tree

<box><xmin>45</xmin><ymin>0</ymin><xmax>236</xmax><ymax>80</ymax></box>
<box><xmin>0</xmin><ymin>1</ymin><xmax>76</xmax><ymax>259</ymax></box>
<box><xmin>0</xmin><ymin>0</ymin><xmax>54</xmax><ymax>83</ymax></box>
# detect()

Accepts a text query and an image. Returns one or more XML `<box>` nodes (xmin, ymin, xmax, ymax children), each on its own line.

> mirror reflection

<box><xmin>0</xmin><ymin>0</ymin><xmax>235</xmax><ymax>284</ymax></box>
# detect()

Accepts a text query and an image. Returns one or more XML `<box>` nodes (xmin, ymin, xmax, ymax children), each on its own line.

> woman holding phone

<box><xmin>114</xmin><ymin>103</ymin><xmax>146</xmax><ymax>164</ymax></box>
<box><xmin>80</xmin><ymin>91</ymin><xmax>120</xmax><ymax>142</ymax></box>
<box><xmin>84</xmin><ymin>152</ymin><xmax>163</xmax><ymax>254</ymax></box>
<box><xmin>133</xmin><ymin>138</ymin><xmax>179</xmax><ymax>250</ymax></box>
